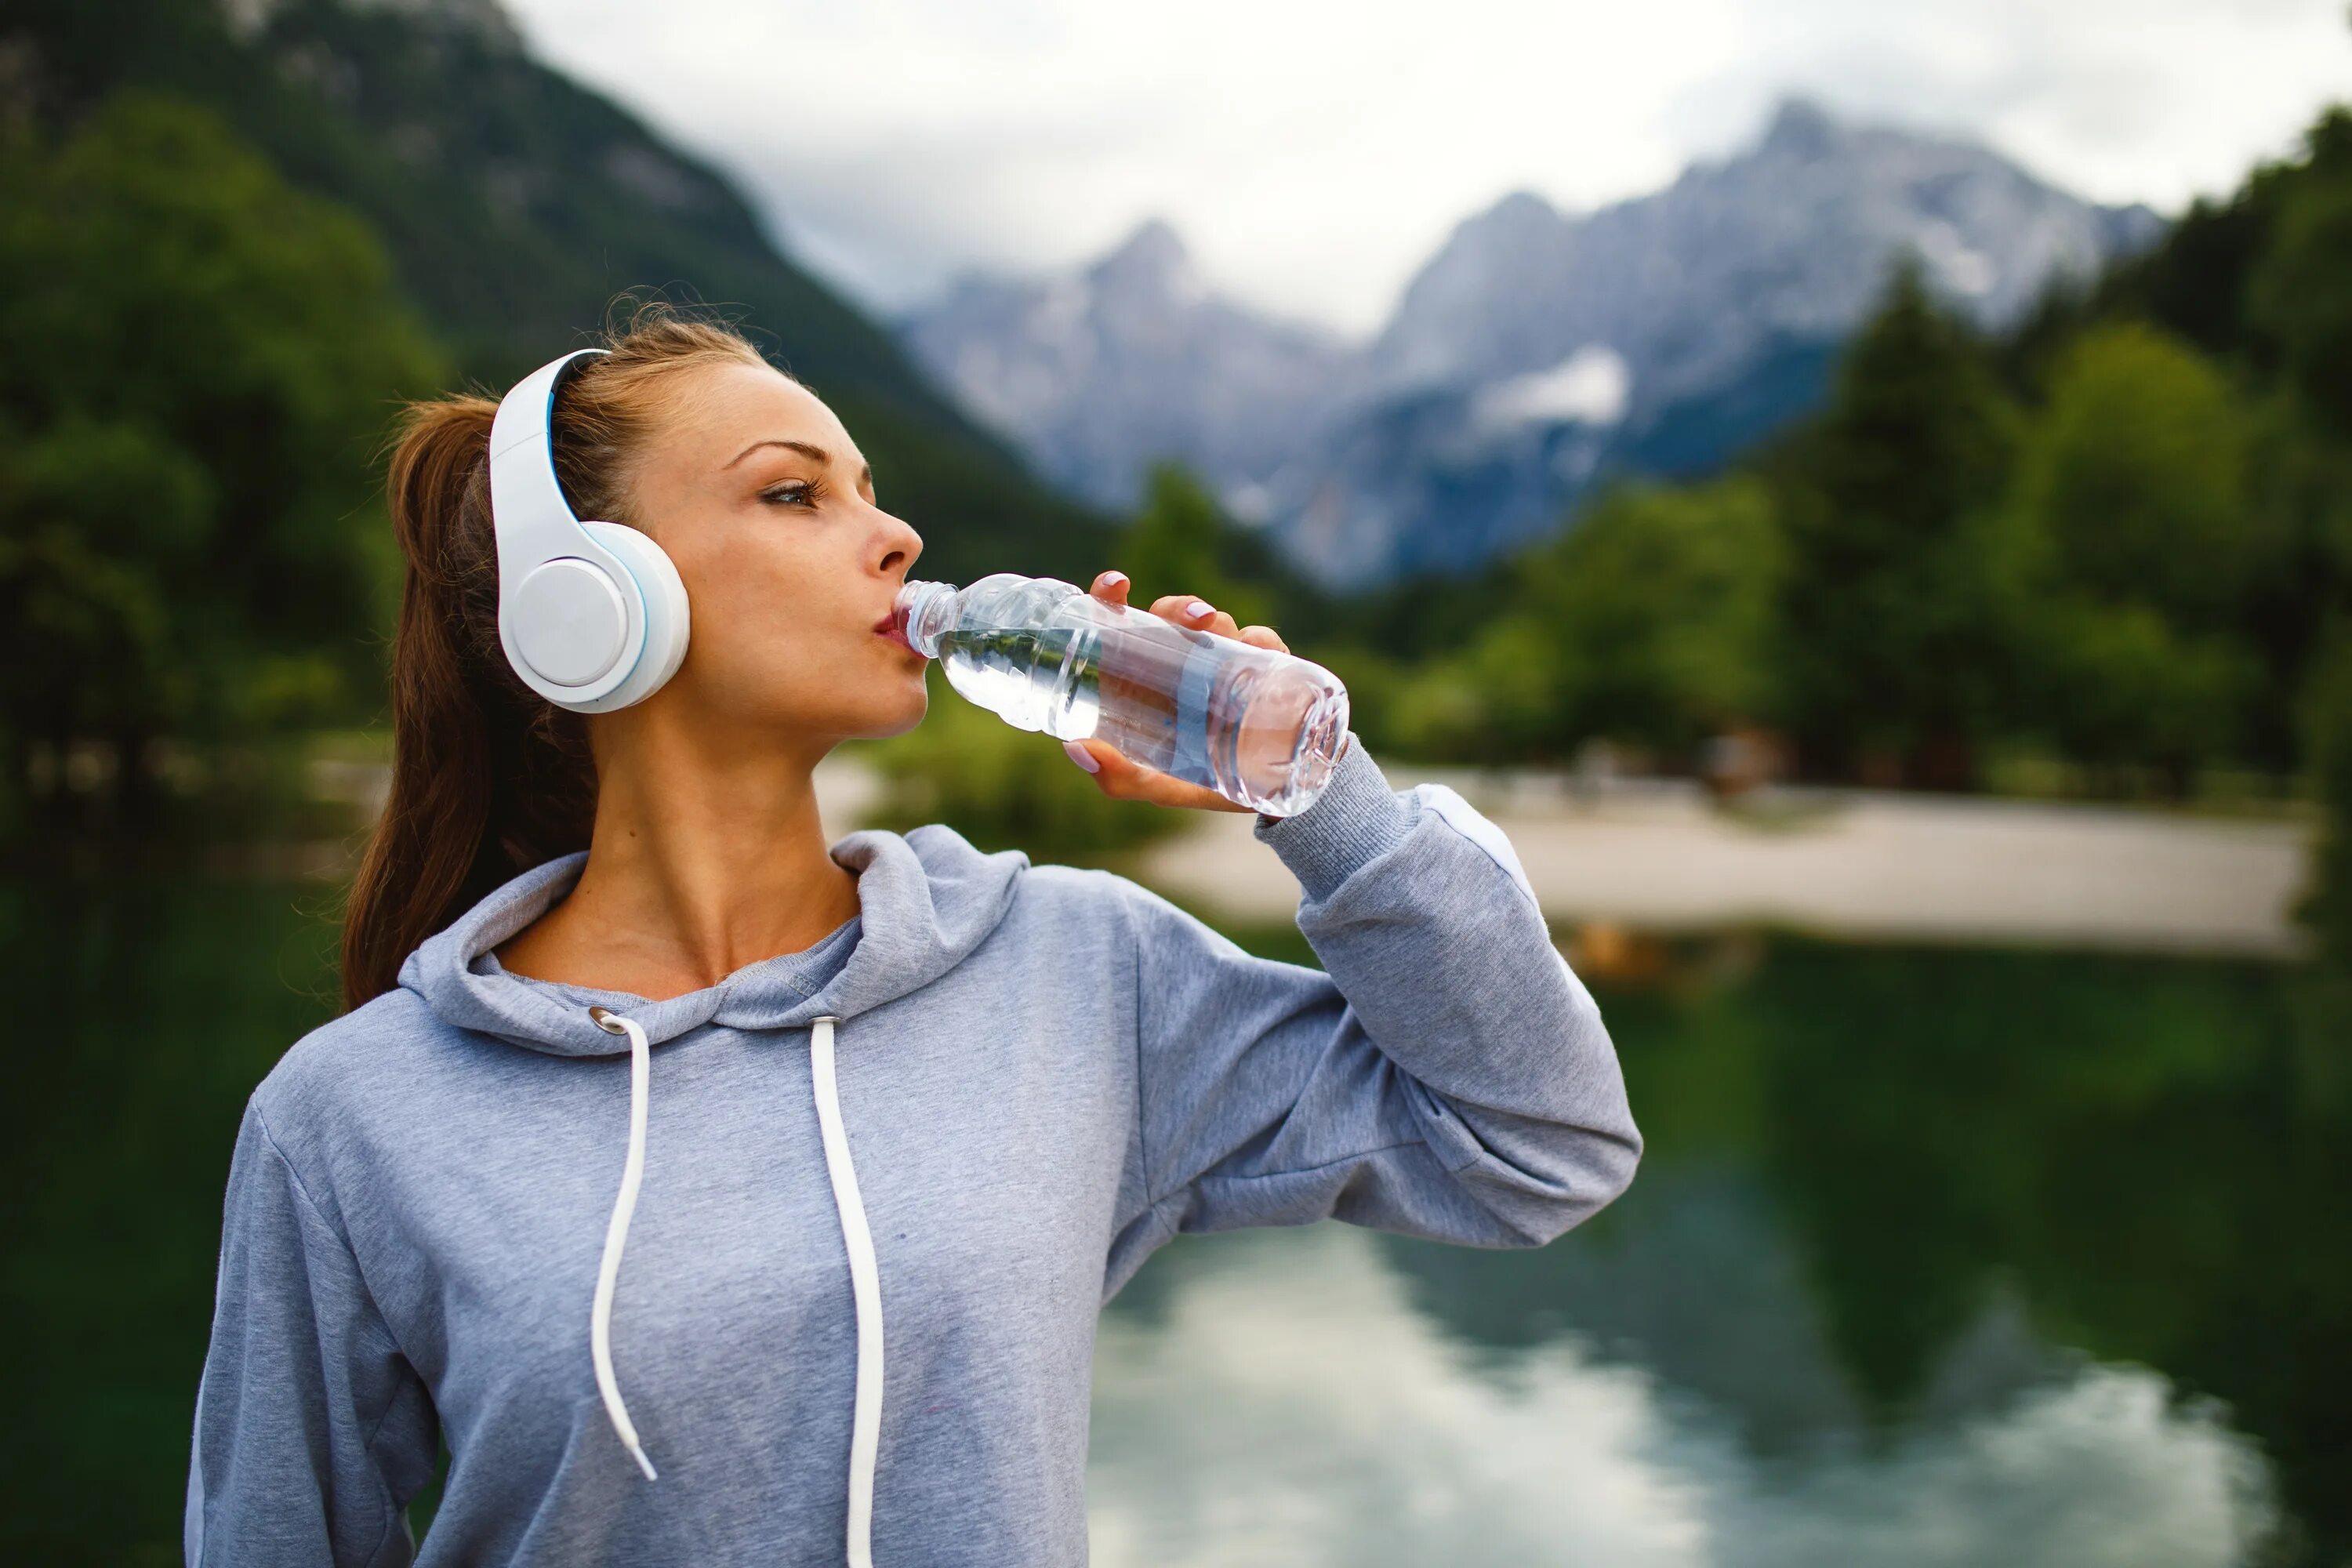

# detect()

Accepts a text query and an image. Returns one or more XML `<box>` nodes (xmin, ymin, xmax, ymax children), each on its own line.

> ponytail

<box><xmin>339</xmin><ymin>397</ymin><xmax>597</xmax><ymax>1010</ymax></box>
<box><xmin>339</xmin><ymin>304</ymin><xmax>771</xmax><ymax>1011</ymax></box>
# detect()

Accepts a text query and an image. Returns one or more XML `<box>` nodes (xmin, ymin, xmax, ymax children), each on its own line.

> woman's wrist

<box><xmin>1251</xmin><ymin>733</ymin><xmax>1413</xmax><ymax>901</ymax></box>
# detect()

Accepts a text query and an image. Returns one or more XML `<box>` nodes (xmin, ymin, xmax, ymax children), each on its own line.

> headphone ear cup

<box><xmin>572</xmin><ymin>521</ymin><xmax>691</xmax><ymax>713</ymax></box>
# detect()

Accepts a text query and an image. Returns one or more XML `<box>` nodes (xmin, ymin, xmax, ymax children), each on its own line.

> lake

<box><xmin>4</xmin><ymin>872</ymin><xmax>2344</xmax><ymax>1565</ymax></box>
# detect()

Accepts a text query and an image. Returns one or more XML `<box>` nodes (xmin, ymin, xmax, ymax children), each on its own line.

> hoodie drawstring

<box><xmin>583</xmin><ymin>1008</ymin><xmax>885</xmax><ymax>1565</ymax></box>
<box><xmin>810</xmin><ymin>1014</ymin><xmax>886</xmax><ymax>1568</ymax></box>
<box><xmin>587</xmin><ymin>1006</ymin><xmax>660</xmax><ymax>1481</ymax></box>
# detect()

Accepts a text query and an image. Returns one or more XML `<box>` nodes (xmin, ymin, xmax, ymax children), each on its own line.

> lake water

<box><xmin>5</xmin><ymin>873</ymin><xmax>2345</xmax><ymax>1565</ymax></box>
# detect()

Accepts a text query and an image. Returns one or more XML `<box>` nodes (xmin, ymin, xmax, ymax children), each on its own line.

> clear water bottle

<box><xmin>894</xmin><ymin>573</ymin><xmax>1351</xmax><ymax>817</ymax></box>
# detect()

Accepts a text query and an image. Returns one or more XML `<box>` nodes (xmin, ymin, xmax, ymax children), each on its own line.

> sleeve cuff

<box><xmin>1252</xmin><ymin>732</ymin><xmax>1414</xmax><ymax>902</ymax></box>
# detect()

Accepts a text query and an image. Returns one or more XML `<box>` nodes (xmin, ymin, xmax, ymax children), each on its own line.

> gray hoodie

<box><xmin>185</xmin><ymin>736</ymin><xmax>1639</xmax><ymax>1566</ymax></box>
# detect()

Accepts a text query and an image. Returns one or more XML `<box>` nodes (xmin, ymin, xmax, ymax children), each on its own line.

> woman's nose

<box><xmin>876</xmin><ymin>508</ymin><xmax>923</xmax><ymax>576</ymax></box>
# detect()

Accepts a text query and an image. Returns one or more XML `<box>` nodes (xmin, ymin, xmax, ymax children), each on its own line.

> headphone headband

<box><xmin>489</xmin><ymin>348</ymin><xmax>606</xmax><ymax>610</ymax></box>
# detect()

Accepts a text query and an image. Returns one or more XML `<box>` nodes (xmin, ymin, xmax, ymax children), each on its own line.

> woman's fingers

<box><xmin>1069</xmin><ymin>575</ymin><xmax>1285</xmax><ymax>812</ymax></box>
<box><xmin>1233</xmin><ymin>623</ymin><xmax>1289</xmax><ymax>655</ymax></box>
<box><xmin>1093</xmin><ymin>575</ymin><xmax>1287</xmax><ymax>654</ymax></box>
<box><xmin>1147</xmin><ymin>594</ymin><xmax>1290</xmax><ymax>654</ymax></box>
<box><xmin>1149</xmin><ymin>593</ymin><xmax>1240</xmax><ymax>640</ymax></box>
<box><xmin>1062</xmin><ymin>738</ymin><xmax>1251</xmax><ymax>813</ymax></box>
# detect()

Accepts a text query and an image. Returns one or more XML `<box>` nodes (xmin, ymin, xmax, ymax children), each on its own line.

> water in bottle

<box><xmin>893</xmin><ymin>573</ymin><xmax>1351</xmax><ymax>817</ymax></box>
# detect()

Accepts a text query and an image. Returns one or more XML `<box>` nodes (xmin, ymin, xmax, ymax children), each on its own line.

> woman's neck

<box><xmin>495</xmin><ymin>722</ymin><xmax>863</xmax><ymax>1001</ymax></box>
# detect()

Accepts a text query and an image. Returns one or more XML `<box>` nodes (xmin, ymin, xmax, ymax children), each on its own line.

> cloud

<box><xmin>502</xmin><ymin>0</ymin><xmax>2352</xmax><ymax>332</ymax></box>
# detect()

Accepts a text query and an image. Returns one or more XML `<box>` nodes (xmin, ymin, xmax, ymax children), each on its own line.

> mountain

<box><xmin>1370</xmin><ymin>99</ymin><xmax>2161</xmax><ymax>408</ymax></box>
<box><xmin>5</xmin><ymin>0</ymin><xmax>1107</xmax><ymax>585</ymax></box>
<box><xmin>1287</xmin><ymin>100</ymin><xmax>2161</xmax><ymax>585</ymax></box>
<box><xmin>900</xmin><ymin>221</ymin><xmax>1361</xmax><ymax>515</ymax></box>
<box><xmin>902</xmin><ymin>98</ymin><xmax>2165</xmax><ymax>589</ymax></box>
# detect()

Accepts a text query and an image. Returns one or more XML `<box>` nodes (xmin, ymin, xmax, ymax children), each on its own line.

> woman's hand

<box><xmin>1060</xmin><ymin>569</ymin><xmax>1287</xmax><ymax>814</ymax></box>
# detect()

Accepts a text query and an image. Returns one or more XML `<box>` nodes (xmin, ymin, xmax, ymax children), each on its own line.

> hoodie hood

<box><xmin>398</xmin><ymin>824</ymin><xmax>1029</xmax><ymax>1057</ymax></box>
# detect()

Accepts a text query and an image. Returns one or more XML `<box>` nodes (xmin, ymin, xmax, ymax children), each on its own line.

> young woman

<box><xmin>185</xmin><ymin>310</ymin><xmax>1640</xmax><ymax>1567</ymax></box>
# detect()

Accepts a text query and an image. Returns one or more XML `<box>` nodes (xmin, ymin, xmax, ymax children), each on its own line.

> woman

<box><xmin>185</xmin><ymin>310</ymin><xmax>1640</xmax><ymax>1566</ymax></box>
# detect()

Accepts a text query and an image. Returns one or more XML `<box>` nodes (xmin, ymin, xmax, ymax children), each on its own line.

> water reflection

<box><xmin>1090</xmin><ymin>1226</ymin><xmax>2268</xmax><ymax>1567</ymax></box>
<box><xmin>1099</xmin><ymin>931</ymin><xmax>2350</xmax><ymax>1567</ymax></box>
<box><xmin>0</xmin><ymin>871</ymin><xmax>344</xmax><ymax>1564</ymax></box>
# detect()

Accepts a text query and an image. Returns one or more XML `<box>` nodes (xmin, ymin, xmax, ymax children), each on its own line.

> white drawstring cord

<box><xmin>587</xmin><ymin>1006</ymin><xmax>659</xmax><ymax>1481</ymax></box>
<box><xmin>810</xmin><ymin>1014</ymin><xmax>885</xmax><ymax>1568</ymax></box>
<box><xmin>578</xmin><ymin>1006</ymin><xmax>881</xmax><ymax>1534</ymax></box>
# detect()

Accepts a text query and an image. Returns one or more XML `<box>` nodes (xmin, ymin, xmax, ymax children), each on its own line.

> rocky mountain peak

<box><xmin>1758</xmin><ymin>95</ymin><xmax>1847</xmax><ymax>161</ymax></box>
<box><xmin>1087</xmin><ymin>219</ymin><xmax>1203</xmax><ymax>306</ymax></box>
<box><xmin>900</xmin><ymin>220</ymin><xmax>1357</xmax><ymax>511</ymax></box>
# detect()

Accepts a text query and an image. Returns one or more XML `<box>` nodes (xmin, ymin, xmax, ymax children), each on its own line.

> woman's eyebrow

<box><xmin>725</xmin><ymin>437</ymin><xmax>874</xmax><ymax>494</ymax></box>
<box><xmin>724</xmin><ymin>437</ymin><xmax>830</xmax><ymax>470</ymax></box>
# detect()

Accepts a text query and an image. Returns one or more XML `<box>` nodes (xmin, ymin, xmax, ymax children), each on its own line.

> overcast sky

<box><xmin>502</xmin><ymin>0</ymin><xmax>2351</xmax><ymax>335</ymax></box>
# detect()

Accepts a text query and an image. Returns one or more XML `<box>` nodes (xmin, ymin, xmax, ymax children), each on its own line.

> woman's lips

<box><xmin>873</xmin><ymin>612</ymin><xmax>916</xmax><ymax>652</ymax></box>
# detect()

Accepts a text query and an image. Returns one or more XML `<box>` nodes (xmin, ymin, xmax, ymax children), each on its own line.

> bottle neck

<box><xmin>894</xmin><ymin>579</ymin><xmax>958</xmax><ymax>659</ymax></box>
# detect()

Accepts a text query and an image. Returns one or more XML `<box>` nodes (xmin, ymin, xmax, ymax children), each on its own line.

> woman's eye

<box><xmin>763</xmin><ymin>480</ymin><xmax>822</xmax><ymax>509</ymax></box>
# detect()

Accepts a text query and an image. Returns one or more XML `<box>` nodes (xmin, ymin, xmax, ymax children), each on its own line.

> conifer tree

<box><xmin>1772</xmin><ymin>261</ymin><xmax>2020</xmax><ymax>786</ymax></box>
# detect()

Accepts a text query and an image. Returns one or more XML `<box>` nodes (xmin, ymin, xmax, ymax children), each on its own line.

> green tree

<box><xmin>2250</xmin><ymin>111</ymin><xmax>2352</xmax><ymax>445</ymax></box>
<box><xmin>1389</xmin><ymin>478</ymin><xmax>1784</xmax><ymax>764</ymax></box>
<box><xmin>2006</xmin><ymin>102</ymin><xmax>2352</xmax><ymax>781</ymax></box>
<box><xmin>2301</xmin><ymin>624</ymin><xmax>2352</xmax><ymax>962</ymax></box>
<box><xmin>1771</xmin><ymin>261</ymin><xmax>2023</xmax><ymax>786</ymax></box>
<box><xmin>0</xmin><ymin>94</ymin><xmax>444</xmax><ymax>830</ymax></box>
<box><xmin>2002</xmin><ymin>325</ymin><xmax>2265</xmax><ymax>782</ymax></box>
<box><xmin>1544</xmin><ymin>479</ymin><xmax>1785</xmax><ymax>757</ymax></box>
<box><xmin>2016</xmin><ymin>325</ymin><xmax>2256</xmax><ymax>627</ymax></box>
<box><xmin>2022</xmin><ymin>602</ymin><xmax>2251</xmax><ymax>787</ymax></box>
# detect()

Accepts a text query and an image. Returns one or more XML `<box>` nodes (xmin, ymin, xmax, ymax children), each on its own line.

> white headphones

<box><xmin>489</xmin><ymin>350</ymin><xmax>691</xmax><ymax>713</ymax></box>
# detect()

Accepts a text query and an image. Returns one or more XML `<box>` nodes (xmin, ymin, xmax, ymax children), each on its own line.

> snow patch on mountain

<box><xmin>1473</xmin><ymin>347</ymin><xmax>1632</xmax><ymax>434</ymax></box>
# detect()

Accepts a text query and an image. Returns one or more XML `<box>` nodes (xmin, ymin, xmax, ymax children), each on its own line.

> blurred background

<box><xmin>5</xmin><ymin>0</ymin><xmax>2351</xmax><ymax>1563</ymax></box>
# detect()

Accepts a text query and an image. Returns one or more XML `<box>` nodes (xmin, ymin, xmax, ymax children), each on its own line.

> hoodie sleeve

<box><xmin>186</xmin><ymin>1101</ymin><xmax>437</xmax><ymax>1568</ymax></box>
<box><xmin>1122</xmin><ymin>734</ymin><xmax>1640</xmax><ymax>1260</ymax></box>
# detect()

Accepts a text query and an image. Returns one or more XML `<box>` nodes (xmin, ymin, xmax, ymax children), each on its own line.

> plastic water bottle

<box><xmin>894</xmin><ymin>573</ymin><xmax>1351</xmax><ymax>817</ymax></box>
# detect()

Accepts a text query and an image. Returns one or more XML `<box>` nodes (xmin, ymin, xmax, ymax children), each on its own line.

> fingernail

<box><xmin>1062</xmin><ymin>739</ymin><xmax>1100</xmax><ymax>773</ymax></box>
<box><xmin>1099</xmin><ymin>571</ymin><xmax>1128</xmax><ymax>589</ymax></box>
<box><xmin>1186</xmin><ymin>599</ymin><xmax>1214</xmax><ymax>619</ymax></box>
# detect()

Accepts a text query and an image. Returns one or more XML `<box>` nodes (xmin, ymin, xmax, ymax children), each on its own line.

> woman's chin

<box><xmin>859</xmin><ymin>684</ymin><xmax>930</xmax><ymax>741</ymax></box>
